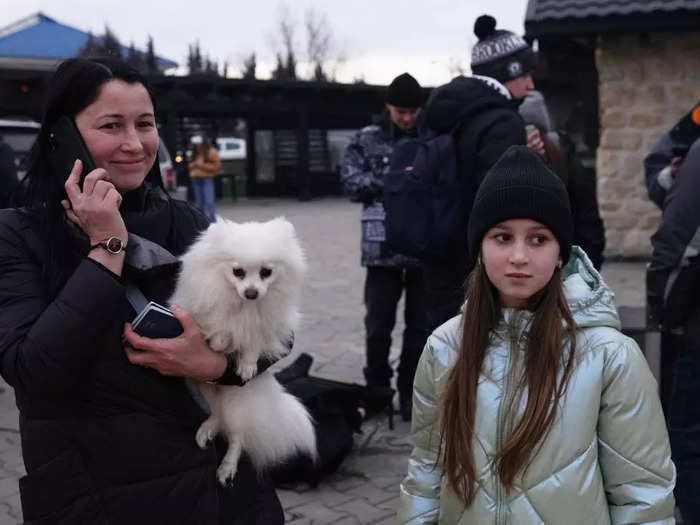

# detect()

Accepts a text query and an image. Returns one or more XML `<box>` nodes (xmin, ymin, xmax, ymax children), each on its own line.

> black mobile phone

<box><xmin>47</xmin><ymin>115</ymin><xmax>97</xmax><ymax>187</ymax></box>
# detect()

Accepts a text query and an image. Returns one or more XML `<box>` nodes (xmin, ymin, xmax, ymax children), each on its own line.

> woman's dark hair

<box><xmin>22</xmin><ymin>57</ymin><xmax>161</xmax><ymax>294</ymax></box>
<box><xmin>439</xmin><ymin>254</ymin><xmax>577</xmax><ymax>504</ymax></box>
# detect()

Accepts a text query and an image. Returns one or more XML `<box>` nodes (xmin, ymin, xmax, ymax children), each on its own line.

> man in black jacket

<box><xmin>421</xmin><ymin>14</ymin><xmax>535</xmax><ymax>331</ymax></box>
<box><xmin>647</xmin><ymin>136</ymin><xmax>700</xmax><ymax>523</ymax></box>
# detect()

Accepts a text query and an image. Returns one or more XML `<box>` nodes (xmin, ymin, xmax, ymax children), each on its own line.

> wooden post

<box><xmin>245</xmin><ymin>121</ymin><xmax>257</xmax><ymax>197</ymax></box>
<box><xmin>296</xmin><ymin>106</ymin><xmax>311</xmax><ymax>201</ymax></box>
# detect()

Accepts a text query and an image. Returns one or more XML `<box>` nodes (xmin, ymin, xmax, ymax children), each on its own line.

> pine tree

<box><xmin>145</xmin><ymin>36</ymin><xmax>158</xmax><ymax>75</ymax></box>
<box><xmin>102</xmin><ymin>25</ymin><xmax>122</xmax><ymax>58</ymax></box>
<box><xmin>78</xmin><ymin>31</ymin><xmax>103</xmax><ymax>58</ymax></box>
<box><xmin>242</xmin><ymin>53</ymin><xmax>256</xmax><ymax>79</ymax></box>
<box><xmin>187</xmin><ymin>41</ymin><xmax>203</xmax><ymax>74</ymax></box>
<box><xmin>126</xmin><ymin>41</ymin><xmax>144</xmax><ymax>70</ymax></box>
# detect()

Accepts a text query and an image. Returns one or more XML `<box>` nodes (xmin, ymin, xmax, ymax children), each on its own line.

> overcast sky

<box><xmin>3</xmin><ymin>0</ymin><xmax>530</xmax><ymax>87</ymax></box>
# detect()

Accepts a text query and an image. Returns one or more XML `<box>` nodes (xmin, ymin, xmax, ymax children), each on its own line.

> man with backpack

<box><xmin>417</xmin><ymin>14</ymin><xmax>536</xmax><ymax>331</ymax></box>
<box><xmin>341</xmin><ymin>73</ymin><xmax>429</xmax><ymax>421</ymax></box>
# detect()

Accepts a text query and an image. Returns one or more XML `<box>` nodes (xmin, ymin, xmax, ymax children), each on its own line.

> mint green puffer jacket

<box><xmin>398</xmin><ymin>248</ymin><xmax>675</xmax><ymax>524</ymax></box>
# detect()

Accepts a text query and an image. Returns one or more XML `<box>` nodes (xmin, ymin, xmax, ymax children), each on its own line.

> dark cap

<box><xmin>385</xmin><ymin>73</ymin><xmax>425</xmax><ymax>108</ymax></box>
<box><xmin>468</xmin><ymin>145</ymin><xmax>573</xmax><ymax>264</ymax></box>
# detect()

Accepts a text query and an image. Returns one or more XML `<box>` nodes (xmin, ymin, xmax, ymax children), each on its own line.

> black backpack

<box><xmin>383</xmin><ymin>128</ymin><xmax>467</xmax><ymax>263</ymax></box>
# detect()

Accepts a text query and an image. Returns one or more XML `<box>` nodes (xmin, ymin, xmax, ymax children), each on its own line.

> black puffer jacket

<box><xmin>422</xmin><ymin>76</ymin><xmax>526</xmax><ymax>198</ymax></box>
<box><xmin>0</xmin><ymin>190</ymin><xmax>282</xmax><ymax>525</ymax></box>
<box><xmin>420</xmin><ymin>76</ymin><xmax>526</xmax><ymax>329</ymax></box>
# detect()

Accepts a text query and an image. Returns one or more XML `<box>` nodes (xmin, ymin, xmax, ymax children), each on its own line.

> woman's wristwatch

<box><xmin>90</xmin><ymin>236</ymin><xmax>127</xmax><ymax>254</ymax></box>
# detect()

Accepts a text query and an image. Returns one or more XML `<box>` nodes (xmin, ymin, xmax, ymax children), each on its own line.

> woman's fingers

<box><xmin>81</xmin><ymin>168</ymin><xmax>109</xmax><ymax>196</ymax></box>
<box><xmin>168</xmin><ymin>305</ymin><xmax>199</xmax><ymax>334</ymax></box>
<box><xmin>64</xmin><ymin>159</ymin><xmax>83</xmax><ymax>202</ymax></box>
<box><xmin>92</xmin><ymin>179</ymin><xmax>117</xmax><ymax>200</ymax></box>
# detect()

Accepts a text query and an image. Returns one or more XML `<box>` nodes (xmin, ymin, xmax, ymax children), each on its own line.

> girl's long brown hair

<box><xmin>439</xmin><ymin>258</ymin><xmax>577</xmax><ymax>504</ymax></box>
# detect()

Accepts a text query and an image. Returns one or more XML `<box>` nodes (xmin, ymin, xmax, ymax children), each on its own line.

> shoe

<box><xmin>399</xmin><ymin>391</ymin><xmax>412</xmax><ymax>422</ymax></box>
<box><xmin>362</xmin><ymin>385</ymin><xmax>395</xmax><ymax>429</ymax></box>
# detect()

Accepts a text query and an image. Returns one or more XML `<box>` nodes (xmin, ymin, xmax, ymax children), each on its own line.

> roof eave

<box><xmin>525</xmin><ymin>10</ymin><xmax>700</xmax><ymax>39</ymax></box>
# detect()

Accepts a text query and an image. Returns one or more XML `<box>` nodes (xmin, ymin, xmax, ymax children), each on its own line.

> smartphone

<box><xmin>131</xmin><ymin>301</ymin><xmax>184</xmax><ymax>339</ymax></box>
<box><xmin>47</xmin><ymin>115</ymin><xmax>97</xmax><ymax>187</ymax></box>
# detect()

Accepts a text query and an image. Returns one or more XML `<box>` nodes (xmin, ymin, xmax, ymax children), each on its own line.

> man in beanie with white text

<box><xmin>421</xmin><ymin>14</ymin><xmax>537</xmax><ymax>332</ymax></box>
<box><xmin>341</xmin><ymin>73</ymin><xmax>430</xmax><ymax>421</ymax></box>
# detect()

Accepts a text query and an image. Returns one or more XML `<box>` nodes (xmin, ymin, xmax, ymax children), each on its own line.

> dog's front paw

<box><xmin>209</xmin><ymin>333</ymin><xmax>232</xmax><ymax>352</ymax></box>
<box><xmin>195</xmin><ymin>417</ymin><xmax>220</xmax><ymax>449</ymax></box>
<box><xmin>216</xmin><ymin>461</ymin><xmax>238</xmax><ymax>486</ymax></box>
<box><xmin>236</xmin><ymin>361</ymin><xmax>258</xmax><ymax>382</ymax></box>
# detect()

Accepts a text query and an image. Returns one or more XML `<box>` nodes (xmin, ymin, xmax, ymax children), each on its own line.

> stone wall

<box><xmin>595</xmin><ymin>32</ymin><xmax>700</xmax><ymax>257</ymax></box>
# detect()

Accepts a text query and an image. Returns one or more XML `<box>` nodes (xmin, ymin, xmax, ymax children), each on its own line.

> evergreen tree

<box><xmin>126</xmin><ymin>41</ymin><xmax>144</xmax><ymax>70</ymax></box>
<box><xmin>242</xmin><ymin>53</ymin><xmax>256</xmax><ymax>79</ymax></box>
<box><xmin>78</xmin><ymin>31</ymin><xmax>103</xmax><ymax>58</ymax></box>
<box><xmin>187</xmin><ymin>41</ymin><xmax>203</xmax><ymax>74</ymax></box>
<box><xmin>102</xmin><ymin>25</ymin><xmax>122</xmax><ymax>58</ymax></box>
<box><xmin>145</xmin><ymin>36</ymin><xmax>158</xmax><ymax>75</ymax></box>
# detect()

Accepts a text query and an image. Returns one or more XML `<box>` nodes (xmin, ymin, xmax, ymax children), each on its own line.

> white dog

<box><xmin>170</xmin><ymin>217</ymin><xmax>316</xmax><ymax>484</ymax></box>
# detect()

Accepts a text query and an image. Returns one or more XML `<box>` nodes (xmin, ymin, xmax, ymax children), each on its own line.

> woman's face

<box><xmin>481</xmin><ymin>218</ymin><xmax>560</xmax><ymax>309</ymax></box>
<box><xmin>74</xmin><ymin>79</ymin><xmax>158</xmax><ymax>192</ymax></box>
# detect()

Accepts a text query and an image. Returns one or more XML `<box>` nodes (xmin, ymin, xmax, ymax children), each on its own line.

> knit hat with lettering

<box><xmin>468</xmin><ymin>145</ymin><xmax>574</xmax><ymax>264</ymax></box>
<box><xmin>471</xmin><ymin>15</ymin><xmax>536</xmax><ymax>84</ymax></box>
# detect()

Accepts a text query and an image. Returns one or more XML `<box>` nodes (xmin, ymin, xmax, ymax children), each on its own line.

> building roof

<box><xmin>0</xmin><ymin>12</ymin><xmax>177</xmax><ymax>70</ymax></box>
<box><xmin>525</xmin><ymin>0</ymin><xmax>700</xmax><ymax>38</ymax></box>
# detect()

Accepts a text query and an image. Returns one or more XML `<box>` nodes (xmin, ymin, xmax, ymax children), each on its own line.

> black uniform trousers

<box><xmin>363</xmin><ymin>266</ymin><xmax>428</xmax><ymax>396</ymax></box>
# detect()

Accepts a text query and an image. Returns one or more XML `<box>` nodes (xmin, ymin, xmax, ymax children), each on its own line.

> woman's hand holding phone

<box><xmin>62</xmin><ymin>159</ymin><xmax>128</xmax><ymax>274</ymax></box>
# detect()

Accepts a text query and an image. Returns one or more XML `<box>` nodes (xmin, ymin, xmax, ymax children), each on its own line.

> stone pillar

<box><xmin>596</xmin><ymin>32</ymin><xmax>700</xmax><ymax>257</ymax></box>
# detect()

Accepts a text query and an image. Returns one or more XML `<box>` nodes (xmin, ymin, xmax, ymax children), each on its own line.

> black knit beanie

<box><xmin>471</xmin><ymin>15</ymin><xmax>536</xmax><ymax>84</ymax></box>
<box><xmin>385</xmin><ymin>73</ymin><xmax>425</xmax><ymax>108</ymax></box>
<box><xmin>468</xmin><ymin>145</ymin><xmax>573</xmax><ymax>264</ymax></box>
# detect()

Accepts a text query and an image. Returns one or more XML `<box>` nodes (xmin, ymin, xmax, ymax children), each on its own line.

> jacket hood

<box><xmin>422</xmin><ymin>75</ymin><xmax>519</xmax><ymax>133</ymax></box>
<box><xmin>562</xmin><ymin>246</ymin><xmax>620</xmax><ymax>330</ymax></box>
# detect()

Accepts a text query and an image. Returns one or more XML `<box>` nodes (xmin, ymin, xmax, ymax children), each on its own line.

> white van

<box><xmin>216</xmin><ymin>137</ymin><xmax>246</xmax><ymax>161</ymax></box>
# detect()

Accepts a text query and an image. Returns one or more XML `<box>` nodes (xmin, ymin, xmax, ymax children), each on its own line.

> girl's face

<box><xmin>481</xmin><ymin>218</ymin><xmax>561</xmax><ymax>309</ymax></box>
<box><xmin>75</xmin><ymin>79</ymin><xmax>158</xmax><ymax>193</ymax></box>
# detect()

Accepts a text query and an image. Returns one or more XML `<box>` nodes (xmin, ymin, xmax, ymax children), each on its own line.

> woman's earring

<box><xmin>557</xmin><ymin>259</ymin><xmax>563</xmax><ymax>269</ymax></box>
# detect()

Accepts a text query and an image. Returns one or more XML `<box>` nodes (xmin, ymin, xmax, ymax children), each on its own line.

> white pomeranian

<box><xmin>170</xmin><ymin>217</ymin><xmax>316</xmax><ymax>484</ymax></box>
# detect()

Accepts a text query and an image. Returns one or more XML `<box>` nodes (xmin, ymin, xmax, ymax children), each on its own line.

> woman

<box><xmin>188</xmin><ymin>136</ymin><xmax>220</xmax><ymax>222</ymax></box>
<box><xmin>0</xmin><ymin>58</ymin><xmax>283</xmax><ymax>525</ymax></box>
<box><xmin>521</xmin><ymin>90</ymin><xmax>606</xmax><ymax>270</ymax></box>
<box><xmin>398</xmin><ymin>146</ymin><xmax>675</xmax><ymax>524</ymax></box>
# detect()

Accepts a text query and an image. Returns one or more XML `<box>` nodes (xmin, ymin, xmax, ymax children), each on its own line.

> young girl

<box><xmin>398</xmin><ymin>146</ymin><xmax>675</xmax><ymax>524</ymax></box>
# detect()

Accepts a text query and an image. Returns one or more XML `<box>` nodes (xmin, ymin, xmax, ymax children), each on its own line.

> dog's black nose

<box><xmin>244</xmin><ymin>288</ymin><xmax>259</xmax><ymax>300</ymax></box>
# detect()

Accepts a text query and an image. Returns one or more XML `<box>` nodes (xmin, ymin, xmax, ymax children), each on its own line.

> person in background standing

<box><xmin>520</xmin><ymin>90</ymin><xmax>606</xmax><ymax>269</ymax></box>
<box><xmin>188</xmin><ymin>136</ymin><xmax>220</xmax><ymax>222</ymax></box>
<box><xmin>341</xmin><ymin>73</ymin><xmax>429</xmax><ymax>421</ymax></box>
<box><xmin>420</xmin><ymin>14</ymin><xmax>534</xmax><ymax>333</ymax></box>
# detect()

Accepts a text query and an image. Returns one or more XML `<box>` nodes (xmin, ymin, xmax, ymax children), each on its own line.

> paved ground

<box><xmin>0</xmin><ymin>197</ymin><xmax>647</xmax><ymax>525</ymax></box>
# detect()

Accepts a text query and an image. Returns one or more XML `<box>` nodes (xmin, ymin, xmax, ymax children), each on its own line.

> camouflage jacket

<box><xmin>340</xmin><ymin>121</ymin><xmax>420</xmax><ymax>267</ymax></box>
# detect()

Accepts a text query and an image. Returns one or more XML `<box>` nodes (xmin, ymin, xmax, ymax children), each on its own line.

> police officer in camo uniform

<box><xmin>340</xmin><ymin>73</ymin><xmax>429</xmax><ymax>421</ymax></box>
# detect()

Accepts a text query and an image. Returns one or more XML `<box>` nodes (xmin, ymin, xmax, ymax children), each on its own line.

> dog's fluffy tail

<box><xmin>228</xmin><ymin>372</ymin><xmax>317</xmax><ymax>472</ymax></box>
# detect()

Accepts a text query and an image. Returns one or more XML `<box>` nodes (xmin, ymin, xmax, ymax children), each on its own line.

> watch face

<box><xmin>106</xmin><ymin>237</ymin><xmax>123</xmax><ymax>253</ymax></box>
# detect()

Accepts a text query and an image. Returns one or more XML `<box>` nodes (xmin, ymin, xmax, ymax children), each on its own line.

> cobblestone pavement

<box><xmin>0</xmin><ymin>197</ymin><xmax>647</xmax><ymax>525</ymax></box>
